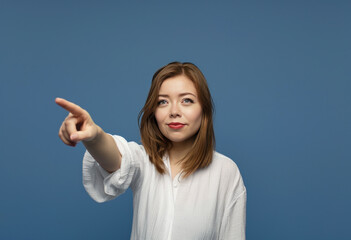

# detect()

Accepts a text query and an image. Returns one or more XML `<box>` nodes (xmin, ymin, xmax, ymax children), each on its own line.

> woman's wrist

<box><xmin>83</xmin><ymin>125</ymin><xmax>103</xmax><ymax>145</ymax></box>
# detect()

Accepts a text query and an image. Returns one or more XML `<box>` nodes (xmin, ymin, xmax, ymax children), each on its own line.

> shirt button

<box><xmin>173</xmin><ymin>183</ymin><xmax>178</xmax><ymax>188</ymax></box>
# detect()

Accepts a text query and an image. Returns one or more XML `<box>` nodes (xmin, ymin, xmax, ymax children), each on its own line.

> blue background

<box><xmin>1</xmin><ymin>1</ymin><xmax>350</xmax><ymax>239</ymax></box>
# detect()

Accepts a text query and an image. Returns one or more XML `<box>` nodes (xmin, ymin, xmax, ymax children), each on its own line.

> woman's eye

<box><xmin>158</xmin><ymin>100</ymin><xmax>167</xmax><ymax>105</ymax></box>
<box><xmin>183</xmin><ymin>98</ymin><xmax>194</xmax><ymax>104</ymax></box>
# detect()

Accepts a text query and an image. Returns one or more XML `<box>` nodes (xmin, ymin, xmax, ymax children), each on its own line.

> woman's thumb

<box><xmin>70</xmin><ymin>132</ymin><xmax>80</xmax><ymax>142</ymax></box>
<box><xmin>70</xmin><ymin>130</ymin><xmax>92</xmax><ymax>142</ymax></box>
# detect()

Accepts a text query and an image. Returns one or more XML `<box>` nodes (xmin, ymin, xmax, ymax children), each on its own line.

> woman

<box><xmin>56</xmin><ymin>62</ymin><xmax>246</xmax><ymax>239</ymax></box>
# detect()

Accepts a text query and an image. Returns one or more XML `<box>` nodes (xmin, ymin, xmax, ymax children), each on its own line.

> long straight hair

<box><xmin>138</xmin><ymin>62</ymin><xmax>215</xmax><ymax>178</ymax></box>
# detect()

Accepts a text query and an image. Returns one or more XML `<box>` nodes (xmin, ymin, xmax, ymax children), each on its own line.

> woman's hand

<box><xmin>56</xmin><ymin>97</ymin><xmax>99</xmax><ymax>147</ymax></box>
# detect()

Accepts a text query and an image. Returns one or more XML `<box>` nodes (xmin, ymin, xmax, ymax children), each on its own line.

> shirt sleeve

<box><xmin>82</xmin><ymin>135</ymin><xmax>144</xmax><ymax>203</ymax></box>
<box><xmin>219</xmin><ymin>188</ymin><xmax>247</xmax><ymax>240</ymax></box>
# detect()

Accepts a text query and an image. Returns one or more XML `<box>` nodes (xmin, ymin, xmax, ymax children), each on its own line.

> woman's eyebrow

<box><xmin>158</xmin><ymin>92</ymin><xmax>197</xmax><ymax>97</ymax></box>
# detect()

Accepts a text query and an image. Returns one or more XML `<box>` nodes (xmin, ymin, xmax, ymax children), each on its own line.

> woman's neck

<box><xmin>168</xmin><ymin>137</ymin><xmax>195</xmax><ymax>165</ymax></box>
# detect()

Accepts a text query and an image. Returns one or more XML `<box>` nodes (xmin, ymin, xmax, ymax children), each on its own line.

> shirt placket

<box><xmin>164</xmin><ymin>156</ymin><xmax>181</xmax><ymax>240</ymax></box>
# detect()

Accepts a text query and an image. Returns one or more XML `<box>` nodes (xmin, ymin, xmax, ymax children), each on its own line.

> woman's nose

<box><xmin>169</xmin><ymin>103</ymin><xmax>181</xmax><ymax>118</ymax></box>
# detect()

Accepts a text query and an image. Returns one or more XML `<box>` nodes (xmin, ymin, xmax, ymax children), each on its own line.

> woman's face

<box><xmin>155</xmin><ymin>75</ymin><xmax>202</xmax><ymax>146</ymax></box>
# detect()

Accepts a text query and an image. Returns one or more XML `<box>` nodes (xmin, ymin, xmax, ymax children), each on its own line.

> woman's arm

<box><xmin>219</xmin><ymin>189</ymin><xmax>247</xmax><ymax>239</ymax></box>
<box><xmin>56</xmin><ymin>97</ymin><xmax>121</xmax><ymax>173</ymax></box>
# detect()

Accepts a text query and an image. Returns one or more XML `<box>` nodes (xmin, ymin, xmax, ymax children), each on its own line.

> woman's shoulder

<box><xmin>211</xmin><ymin>151</ymin><xmax>244</xmax><ymax>182</ymax></box>
<box><xmin>211</xmin><ymin>151</ymin><xmax>246</xmax><ymax>198</ymax></box>
<box><xmin>212</xmin><ymin>151</ymin><xmax>240</xmax><ymax>171</ymax></box>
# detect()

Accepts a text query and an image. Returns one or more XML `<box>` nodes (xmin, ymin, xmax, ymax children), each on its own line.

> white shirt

<box><xmin>83</xmin><ymin>135</ymin><xmax>246</xmax><ymax>240</ymax></box>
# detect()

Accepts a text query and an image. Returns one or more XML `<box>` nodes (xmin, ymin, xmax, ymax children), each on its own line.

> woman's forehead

<box><xmin>158</xmin><ymin>75</ymin><xmax>197</xmax><ymax>96</ymax></box>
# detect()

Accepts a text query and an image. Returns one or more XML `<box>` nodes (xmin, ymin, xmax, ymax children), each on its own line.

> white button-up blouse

<box><xmin>83</xmin><ymin>135</ymin><xmax>247</xmax><ymax>240</ymax></box>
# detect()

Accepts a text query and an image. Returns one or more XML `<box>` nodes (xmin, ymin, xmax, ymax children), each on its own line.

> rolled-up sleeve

<box><xmin>82</xmin><ymin>135</ymin><xmax>143</xmax><ymax>203</ymax></box>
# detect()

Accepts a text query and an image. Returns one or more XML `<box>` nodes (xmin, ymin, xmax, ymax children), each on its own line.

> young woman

<box><xmin>56</xmin><ymin>62</ymin><xmax>246</xmax><ymax>239</ymax></box>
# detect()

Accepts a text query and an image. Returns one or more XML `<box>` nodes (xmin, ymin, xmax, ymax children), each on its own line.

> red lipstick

<box><xmin>168</xmin><ymin>122</ymin><xmax>185</xmax><ymax>129</ymax></box>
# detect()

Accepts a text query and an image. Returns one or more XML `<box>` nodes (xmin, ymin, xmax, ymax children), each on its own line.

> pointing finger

<box><xmin>55</xmin><ymin>97</ymin><xmax>86</xmax><ymax>116</ymax></box>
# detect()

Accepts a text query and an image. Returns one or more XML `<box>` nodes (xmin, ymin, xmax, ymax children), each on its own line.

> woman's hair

<box><xmin>138</xmin><ymin>62</ymin><xmax>215</xmax><ymax>178</ymax></box>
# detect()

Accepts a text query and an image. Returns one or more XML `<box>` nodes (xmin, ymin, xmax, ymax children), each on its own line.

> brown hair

<box><xmin>138</xmin><ymin>62</ymin><xmax>215</xmax><ymax>178</ymax></box>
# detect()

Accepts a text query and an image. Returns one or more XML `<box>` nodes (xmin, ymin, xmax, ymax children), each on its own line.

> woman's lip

<box><xmin>168</xmin><ymin>123</ymin><xmax>185</xmax><ymax>129</ymax></box>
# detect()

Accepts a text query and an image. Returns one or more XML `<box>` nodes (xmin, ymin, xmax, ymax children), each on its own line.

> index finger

<box><xmin>55</xmin><ymin>97</ymin><xmax>85</xmax><ymax>116</ymax></box>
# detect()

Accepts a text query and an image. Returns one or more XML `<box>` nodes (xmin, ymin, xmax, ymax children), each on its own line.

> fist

<box><xmin>56</xmin><ymin>98</ymin><xmax>99</xmax><ymax>147</ymax></box>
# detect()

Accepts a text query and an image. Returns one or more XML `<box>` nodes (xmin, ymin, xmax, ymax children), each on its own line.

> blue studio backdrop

<box><xmin>1</xmin><ymin>1</ymin><xmax>350</xmax><ymax>239</ymax></box>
